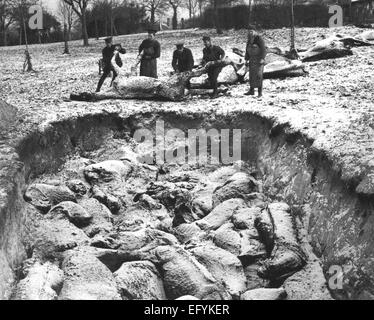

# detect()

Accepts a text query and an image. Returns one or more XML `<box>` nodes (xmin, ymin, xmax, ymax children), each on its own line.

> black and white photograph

<box><xmin>0</xmin><ymin>0</ymin><xmax>373</xmax><ymax>307</ymax></box>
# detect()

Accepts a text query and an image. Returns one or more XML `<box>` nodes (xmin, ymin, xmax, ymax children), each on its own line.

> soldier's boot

<box><xmin>245</xmin><ymin>88</ymin><xmax>255</xmax><ymax>96</ymax></box>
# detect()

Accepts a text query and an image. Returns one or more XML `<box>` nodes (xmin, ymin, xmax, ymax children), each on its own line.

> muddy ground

<box><xmin>1</xmin><ymin>26</ymin><xmax>374</xmax><ymax>188</ymax></box>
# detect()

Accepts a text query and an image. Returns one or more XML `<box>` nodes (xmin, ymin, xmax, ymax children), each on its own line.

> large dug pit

<box><xmin>1</xmin><ymin>110</ymin><xmax>373</xmax><ymax>300</ymax></box>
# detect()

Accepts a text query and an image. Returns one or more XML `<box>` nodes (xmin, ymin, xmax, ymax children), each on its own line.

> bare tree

<box><xmin>197</xmin><ymin>0</ymin><xmax>206</xmax><ymax>17</ymax></box>
<box><xmin>211</xmin><ymin>0</ymin><xmax>222</xmax><ymax>34</ymax></box>
<box><xmin>109</xmin><ymin>0</ymin><xmax>121</xmax><ymax>36</ymax></box>
<box><xmin>144</xmin><ymin>0</ymin><xmax>168</xmax><ymax>24</ymax></box>
<box><xmin>59</xmin><ymin>0</ymin><xmax>75</xmax><ymax>53</ymax></box>
<box><xmin>248</xmin><ymin>0</ymin><xmax>253</xmax><ymax>27</ymax></box>
<box><xmin>19</xmin><ymin>0</ymin><xmax>33</xmax><ymax>71</ymax></box>
<box><xmin>63</xmin><ymin>0</ymin><xmax>90</xmax><ymax>46</ymax></box>
<box><xmin>210</xmin><ymin>0</ymin><xmax>235</xmax><ymax>34</ymax></box>
<box><xmin>169</xmin><ymin>0</ymin><xmax>182</xmax><ymax>29</ymax></box>
<box><xmin>290</xmin><ymin>0</ymin><xmax>295</xmax><ymax>49</ymax></box>
<box><xmin>91</xmin><ymin>0</ymin><xmax>107</xmax><ymax>37</ymax></box>
<box><xmin>0</xmin><ymin>0</ymin><xmax>16</xmax><ymax>46</ymax></box>
<box><xmin>9</xmin><ymin>0</ymin><xmax>35</xmax><ymax>70</ymax></box>
<box><xmin>59</xmin><ymin>0</ymin><xmax>75</xmax><ymax>41</ymax></box>
<box><xmin>185</xmin><ymin>0</ymin><xmax>198</xmax><ymax>19</ymax></box>
<box><xmin>109</xmin><ymin>0</ymin><xmax>114</xmax><ymax>35</ymax></box>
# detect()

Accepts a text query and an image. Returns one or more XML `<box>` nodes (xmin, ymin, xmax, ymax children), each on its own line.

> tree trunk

<box><xmin>105</xmin><ymin>15</ymin><xmax>108</xmax><ymax>36</ymax></box>
<box><xmin>63</xmin><ymin>23</ymin><xmax>70</xmax><ymax>54</ymax></box>
<box><xmin>68</xmin><ymin>23</ymin><xmax>72</xmax><ymax>41</ymax></box>
<box><xmin>213</xmin><ymin>0</ymin><xmax>222</xmax><ymax>34</ymax></box>
<box><xmin>94</xmin><ymin>17</ymin><xmax>98</xmax><ymax>39</ymax></box>
<box><xmin>2</xmin><ymin>19</ymin><xmax>7</xmax><ymax>46</ymax></box>
<box><xmin>248</xmin><ymin>0</ymin><xmax>253</xmax><ymax>27</ymax></box>
<box><xmin>290</xmin><ymin>0</ymin><xmax>295</xmax><ymax>51</ymax></box>
<box><xmin>151</xmin><ymin>7</ymin><xmax>156</xmax><ymax>23</ymax></box>
<box><xmin>23</xmin><ymin>25</ymin><xmax>28</xmax><ymax>47</ymax></box>
<box><xmin>110</xmin><ymin>8</ymin><xmax>113</xmax><ymax>36</ymax></box>
<box><xmin>81</xmin><ymin>9</ymin><xmax>89</xmax><ymax>46</ymax></box>
<box><xmin>172</xmin><ymin>6</ymin><xmax>178</xmax><ymax>30</ymax></box>
<box><xmin>21</xmin><ymin>12</ymin><xmax>33</xmax><ymax>72</ymax></box>
<box><xmin>23</xmin><ymin>49</ymin><xmax>33</xmax><ymax>72</ymax></box>
<box><xmin>3</xmin><ymin>30</ymin><xmax>7</xmax><ymax>46</ymax></box>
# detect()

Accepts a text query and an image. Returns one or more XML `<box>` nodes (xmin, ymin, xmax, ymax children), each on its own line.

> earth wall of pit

<box><xmin>0</xmin><ymin>110</ymin><xmax>373</xmax><ymax>299</ymax></box>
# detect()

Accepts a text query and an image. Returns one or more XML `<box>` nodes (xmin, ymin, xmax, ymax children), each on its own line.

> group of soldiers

<box><xmin>96</xmin><ymin>25</ymin><xmax>267</xmax><ymax>99</ymax></box>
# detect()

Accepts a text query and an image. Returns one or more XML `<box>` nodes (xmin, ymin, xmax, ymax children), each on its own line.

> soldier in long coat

<box><xmin>138</xmin><ymin>26</ymin><xmax>161</xmax><ymax>78</ymax></box>
<box><xmin>245</xmin><ymin>26</ymin><xmax>267</xmax><ymax>97</ymax></box>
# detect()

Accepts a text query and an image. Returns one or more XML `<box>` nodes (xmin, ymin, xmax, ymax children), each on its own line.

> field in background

<box><xmin>1</xmin><ymin>27</ymin><xmax>373</xmax><ymax>109</ymax></box>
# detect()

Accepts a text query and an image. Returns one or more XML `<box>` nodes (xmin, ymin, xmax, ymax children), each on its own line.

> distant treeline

<box><xmin>2</xmin><ymin>13</ymin><xmax>64</xmax><ymax>46</ymax></box>
<box><xmin>189</xmin><ymin>2</ymin><xmax>374</xmax><ymax>30</ymax></box>
<box><xmin>0</xmin><ymin>1</ymin><xmax>148</xmax><ymax>47</ymax></box>
<box><xmin>86</xmin><ymin>2</ymin><xmax>147</xmax><ymax>39</ymax></box>
<box><xmin>197</xmin><ymin>4</ymin><xmax>332</xmax><ymax>30</ymax></box>
<box><xmin>1</xmin><ymin>1</ymin><xmax>372</xmax><ymax>47</ymax></box>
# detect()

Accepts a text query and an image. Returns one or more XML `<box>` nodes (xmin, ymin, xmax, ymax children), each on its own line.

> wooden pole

<box><xmin>288</xmin><ymin>0</ymin><xmax>300</xmax><ymax>59</ymax></box>
<box><xmin>22</xmin><ymin>6</ymin><xmax>28</xmax><ymax>49</ymax></box>
<box><xmin>290</xmin><ymin>0</ymin><xmax>295</xmax><ymax>51</ymax></box>
<box><xmin>21</xmin><ymin>0</ymin><xmax>33</xmax><ymax>71</ymax></box>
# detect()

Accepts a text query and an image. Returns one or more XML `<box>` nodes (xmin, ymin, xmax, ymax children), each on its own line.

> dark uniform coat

<box><xmin>139</xmin><ymin>39</ymin><xmax>161</xmax><ymax>78</ymax></box>
<box><xmin>103</xmin><ymin>45</ymin><xmax>126</xmax><ymax>69</ymax></box>
<box><xmin>96</xmin><ymin>45</ymin><xmax>127</xmax><ymax>92</ymax></box>
<box><xmin>245</xmin><ymin>34</ymin><xmax>267</xmax><ymax>89</ymax></box>
<box><xmin>172</xmin><ymin>48</ymin><xmax>194</xmax><ymax>72</ymax></box>
<box><xmin>202</xmin><ymin>45</ymin><xmax>225</xmax><ymax>92</ymax></box>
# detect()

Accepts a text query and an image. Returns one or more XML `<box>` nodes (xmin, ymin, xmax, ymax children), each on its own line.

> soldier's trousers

<box><xmin>96</xmin><ymin>66</ymin><xmax>118</xmax><ymax>92</ymax></box>
<box><xmin>207</xmin><ymin>66</ymin><xmax>223</xmax><ymax>93</ymax></box>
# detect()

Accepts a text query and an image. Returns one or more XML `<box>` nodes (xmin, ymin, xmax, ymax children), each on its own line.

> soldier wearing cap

<box><xmin>172</xmin><ymin>41</ymin><xmax>194</xmax><ymax>74</ymax></box>
<box><xmin>96</xmin><ymin>37</ymin><xmax>127</xmax><ymax>92</ymax></box>
<box><xmin>201</xmin><ymin>36</ymin><xmax>225</xmax><ymax>99</ymax></box>
<box><xmin>245</xmin><ymin>25</ymin><xmax>266</xmax><ymax>97</ymax></box>
<box><xmin>138</xmin><ymin>26</ymin><xmax>161</xmax><ymax>78</ymax></box>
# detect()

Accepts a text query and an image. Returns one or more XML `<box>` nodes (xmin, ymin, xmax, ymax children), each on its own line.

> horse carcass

<box><xmin>231</xmin><ymin>49</ymin><xmax>307</xmax><ymax>80</ymax></box>
<box><xmin>255</xmin><ymin>203</ymin><xmax>307</xmax><ymax>281</ymax></box>
<box><xmin>299</xmin><ymin>36</ymin><xmax>353</xmax><ymax>62</ymax></box>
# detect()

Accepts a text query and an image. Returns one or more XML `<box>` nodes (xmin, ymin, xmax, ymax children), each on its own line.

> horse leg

<box><xmin>70</xmin><ymin>89</ymin><xmax>122</xmax><ymax>102</ymax></box>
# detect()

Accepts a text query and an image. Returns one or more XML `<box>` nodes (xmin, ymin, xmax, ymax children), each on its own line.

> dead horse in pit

<box><xmin>254</xmin><ymin>203</ymin><xmax>307</xmax><ymax>282</ymax></box>
<box><xmin>70</xmin><ymin>54</ymin><xmax>208</xmax><ymax>102</ymax></box>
